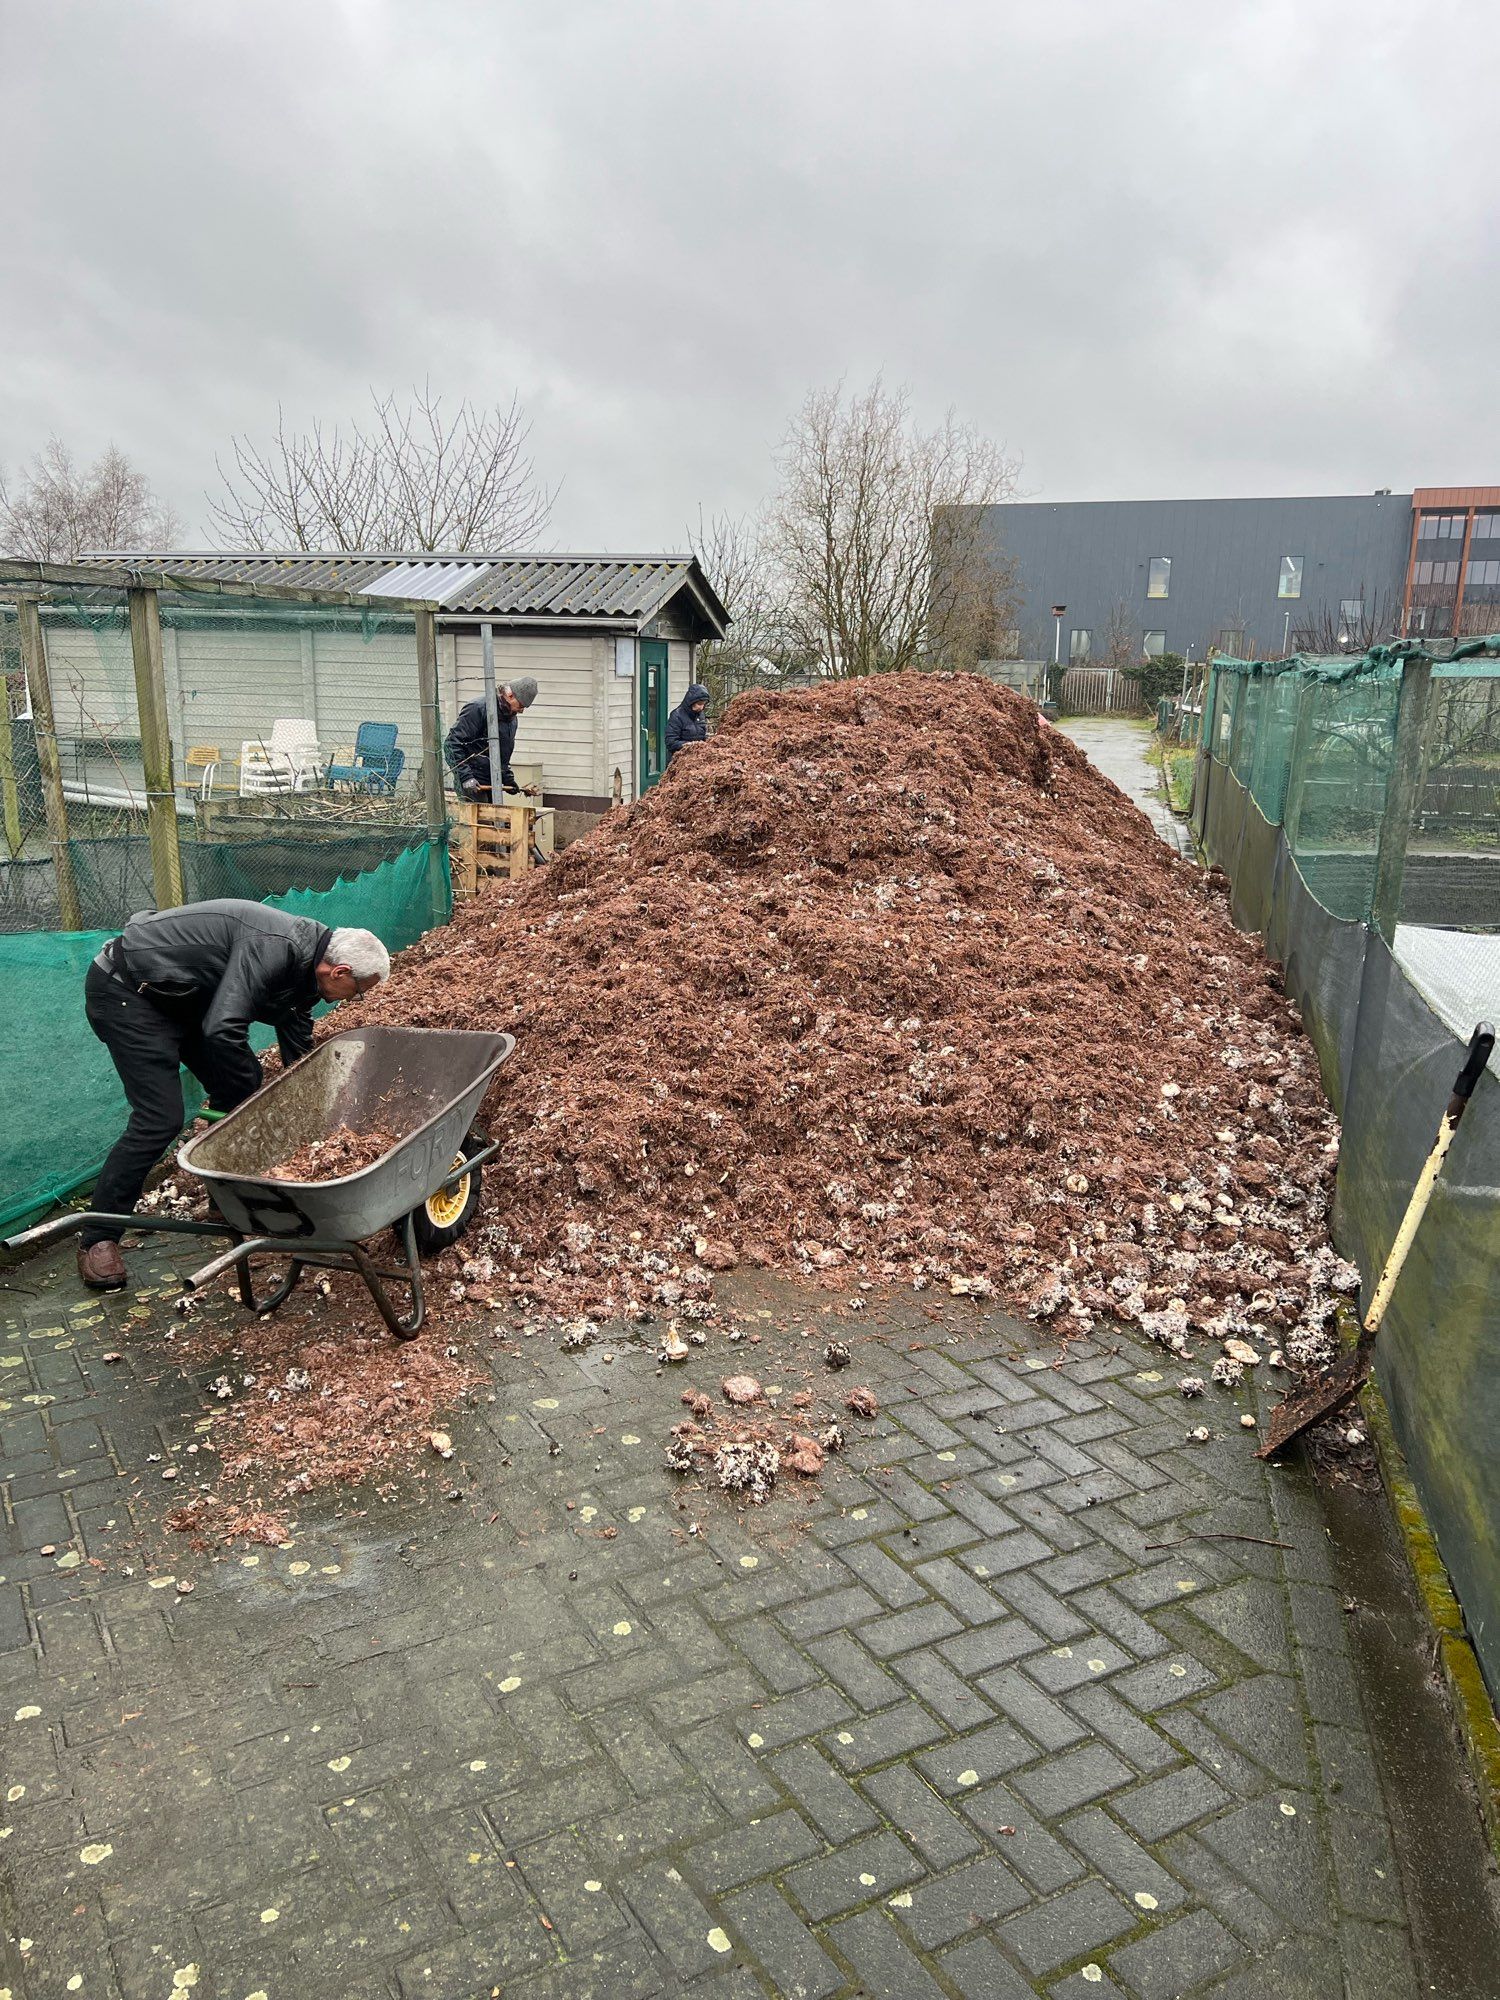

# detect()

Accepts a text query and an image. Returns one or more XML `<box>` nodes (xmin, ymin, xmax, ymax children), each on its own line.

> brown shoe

<box><xmin>77</xmin><ymin>1240</ymin><xmax>127</xmax><ymax>1290</ymax></box>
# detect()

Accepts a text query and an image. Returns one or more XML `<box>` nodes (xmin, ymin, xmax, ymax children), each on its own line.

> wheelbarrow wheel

<box><xmin>406</xmin><ymin>1130</ymin><xmax>484</xmax><ymax>1258</ymax></box>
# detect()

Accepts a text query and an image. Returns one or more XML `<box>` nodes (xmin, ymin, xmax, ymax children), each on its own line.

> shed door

<box><xmin>639</xmin><ymin>639</ymin><xmax>670</xmax><ymax>790</ymax></box>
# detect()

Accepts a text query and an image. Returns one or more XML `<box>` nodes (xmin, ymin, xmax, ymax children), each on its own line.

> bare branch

<box><xmin>208</xmin><ymin>385</ymin><xmax>556</xmax><ymax>552</ymax></box>
<box><xmin>766</xmin><ymin>377</ymin><xmax>1018</xmax><ymax>678</ymax></box>
<box><xmin>0</xmin><ymin>437</ymin><xmax>178</xmax><ymax>560</ymax></box>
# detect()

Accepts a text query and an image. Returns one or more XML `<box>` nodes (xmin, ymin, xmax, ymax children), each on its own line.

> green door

<box><xmin>639</xmin><ymin>639</ymin><xmax>670</xmax><ymax>790</ymax></box>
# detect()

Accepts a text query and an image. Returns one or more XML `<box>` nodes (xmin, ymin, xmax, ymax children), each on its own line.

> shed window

<box><xmin>1147</xmin><ymin>557</ymin><xmax>1171</xmax><ymax>599</ymax></box>
<box><xmin>1278</xmin><ymin>556</ymin><xmax>1304</xmax><ymax>599</ymax></box>
<box><xmin>1069</xmin><ymin>628</ymin><xmax>1092</xmax><ymax>660</ymax></box>
<box><xmin>1143</xmin><ymin>630</ymin><xmax>1166</xmax><ymax>659</ymax></box>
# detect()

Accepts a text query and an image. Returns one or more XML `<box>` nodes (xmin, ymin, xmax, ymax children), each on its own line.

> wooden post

<box><xmin>414</xmin><ymin>606</ymin><xmax>448</xmax><ymax>925</ymax></box>
<box><xmin>16</xmin><ymin>597</ymin><xmax>83</xmax><ymax>929</ymax></box>
<box><xmin>1370</xmin><ymin>654</ymin><xmax>1434</xmax><ymax>946</ymax></box>
<box><xmin>126</xmin><ymin>585</ymin><xmax>185</xmax><ymax>910</ymax></box>
<box><xmin>0</xmin><ymin>680</ymin><xmax>21</xmax><ymax>857</ymax></box>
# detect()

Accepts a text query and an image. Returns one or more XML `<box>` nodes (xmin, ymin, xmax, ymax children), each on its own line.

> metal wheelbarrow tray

<box><xmin>7</xmin><ymin>1026</ymin><xmax>514</xmax><ymax>1339</ymax></box>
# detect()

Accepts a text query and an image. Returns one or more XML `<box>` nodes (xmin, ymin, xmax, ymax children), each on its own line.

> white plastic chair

<box><xmin>239</xmin><ymin>719</ymin><xmax>322</xmax><ymax>797</ymax></box>
<box><xmin>270</xmin><ymin>718</ymin><xmax>322</xmax><ymax>792</ymax></box>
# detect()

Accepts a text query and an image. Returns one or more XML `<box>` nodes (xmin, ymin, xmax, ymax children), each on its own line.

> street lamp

<box><xmin>1042</xmin><ymin>605</ymin><xmax>1068</xmax><ymax>716</ymax></box>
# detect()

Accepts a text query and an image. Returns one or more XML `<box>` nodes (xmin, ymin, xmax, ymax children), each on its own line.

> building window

<box><xmin>1414</xmin><ymin>559</ymin><xmax>1461</xmax><ymax>587</ymax></box>
<box><xmin>1472</xmin><ymin>513</ymin><xmax>1499</xmax><ymax>539</ymax></box>
<box><xmin>1069</xmin><ymin>628</ymin><xmax>1091</xmax><ymax>660</ymax></box>
<box><xmin>1147</xmin><ymin>557</ymin><xmax>1171</xmax><ymax>599</ymax></box>
<box><xmin>1142</xmin><ymin>631</ymin><xmax>1166</xmax><ymax>659</ymax></box>
<box><xmin>1339</xmin><ymin>599</ymin><xmax>1364</xmax><ymax>623</ymax></box>
<box><xmin>1419</xmin><ymin>512</ymin><xmax>1466</xmax><ymax>540</ymax></box>
<box><xmin>1467</xmin><ymin>559</ymin><xmax>1500</xmax><ymax>587</ymax></box>
<box><xmin>1278</xmin><ymin>556</ymin><xmax>1303</xmax><ymax>599</ymax></box>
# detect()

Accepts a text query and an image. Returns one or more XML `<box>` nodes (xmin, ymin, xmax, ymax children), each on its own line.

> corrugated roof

<box><xmin>84</xmin><ymin>550</ymin><xmax>730</xmax><ymax>634</ymax></box>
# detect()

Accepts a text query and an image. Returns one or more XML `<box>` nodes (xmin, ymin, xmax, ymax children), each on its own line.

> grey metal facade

<box><xmin>978</xmin><ymin>493</ymin><xmax>1415</xmax><ymax>663</ymax></box>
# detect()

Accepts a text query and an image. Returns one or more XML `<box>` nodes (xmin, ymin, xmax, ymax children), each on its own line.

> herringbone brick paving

<box><xmin>0</xmin><ymin>1248</ymin><xmax>1490</xmax><ymax>1997</ymax></box>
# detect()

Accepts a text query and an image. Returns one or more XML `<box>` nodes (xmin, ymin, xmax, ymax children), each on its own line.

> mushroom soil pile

<box><xmin>352</xmin><ymin>672</ymin><xmax>1349</xmax><ymax>1359</ymax></box>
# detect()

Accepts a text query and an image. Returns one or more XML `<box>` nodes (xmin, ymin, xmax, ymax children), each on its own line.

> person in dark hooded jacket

<box><xmin>666</xmin><ymin>683</ymin><xmax>710</xmax><ymax>760</ymax></box>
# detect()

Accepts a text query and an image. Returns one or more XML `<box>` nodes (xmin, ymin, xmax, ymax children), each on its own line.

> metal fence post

<box><xmin>1280</xmin><ymin>672</ymin><xmax>1320</xmax><ymax>854</ymax></box>
<box><xmin>481</xmin><ymin>621</ymin><xmax>502</xmax><ymax>791</ymax></box>
<box><xmin>16</xmin><ymin>596</ymin><xmax>83</xmax><ymax>930</ymax></box>
<box><xmin>1370</xmin><ymin>654</ymin><xmax>1435</xmax><ymax>947</ymax></box>
<box><xmin>413</xmin><ymin>607</ymin><xmax>448</xmax><ymax>927</ymax></box>
<box><xmin>126</xmin><ymin>585</ymin><xmax>185</xmax><ymax>910</ymax></box>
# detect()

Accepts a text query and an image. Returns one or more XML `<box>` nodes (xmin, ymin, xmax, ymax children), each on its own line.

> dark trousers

<box><xmin>83</xmin><ymin>963</ymin><xmax>224</xmax><ymax>1246</ymax></box>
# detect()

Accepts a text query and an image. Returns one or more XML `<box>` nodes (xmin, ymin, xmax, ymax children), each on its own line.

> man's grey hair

<box><xmin>326</xmin><ymin>927</ymin><xmax>391</xmax><ymax>983</ymax></box>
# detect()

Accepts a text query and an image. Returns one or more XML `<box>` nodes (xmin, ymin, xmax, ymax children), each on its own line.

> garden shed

<box><xmin>78</xmin><ymin>551</ymin><xmax>731</xmax><ymax>840</ymax></box>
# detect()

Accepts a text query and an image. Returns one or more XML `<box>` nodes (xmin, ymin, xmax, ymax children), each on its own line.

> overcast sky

<box><xmin>4</xmin><ymin>0</ymin><xmax>1497</xmax><ymax>552</ymax></box>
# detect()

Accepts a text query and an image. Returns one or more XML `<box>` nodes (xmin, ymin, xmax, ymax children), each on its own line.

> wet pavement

<box><xmin>2</xmin><ymin>1239</ymin><xmax>1498</xmax><ymax>2000</ymax></box>
<box><xmin>1056</xmin><ymin>718</ymin><xmax>1194</xmax><ymax>858</ymax></box>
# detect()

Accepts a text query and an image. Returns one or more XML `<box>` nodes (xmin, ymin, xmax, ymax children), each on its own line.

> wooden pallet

<box><xmin>451</xmin><ymin>797</ymin><xmax>555</xmax><ymax>895</ymax></box>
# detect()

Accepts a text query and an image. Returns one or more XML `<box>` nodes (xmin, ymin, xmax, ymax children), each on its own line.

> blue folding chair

<box><xmin>326</xmin><ymin>722</ymin><xmax>404</xmax><ymax>794</ymax></box>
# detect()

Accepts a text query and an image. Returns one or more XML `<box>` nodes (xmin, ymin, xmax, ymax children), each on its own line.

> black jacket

<box><xmin>666</xmin><ymin>684</ymin><xmax>710</xmax><ymax>759</ymax></box>
<box><xmin>445</xmin><ymin>698</ymin><xmax>518</xmax><ymax>795</ymax></box>
<box><xmin>114</xmin><ymin>900</ymin><xmax>330</xmax><ymax>1108</ymax></box>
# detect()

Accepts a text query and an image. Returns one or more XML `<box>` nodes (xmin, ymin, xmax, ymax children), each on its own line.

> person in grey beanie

<box><xmin>444</xmin><ymin>676</ymin><xmax>539</xmax><ymax>800</ymax></box>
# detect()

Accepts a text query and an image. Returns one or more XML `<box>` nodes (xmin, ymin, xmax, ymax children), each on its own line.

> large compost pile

<box><xmin>354</xmin><ymin>673</ymin><xmax>1348</xmax><ymax>1360</ymax></box>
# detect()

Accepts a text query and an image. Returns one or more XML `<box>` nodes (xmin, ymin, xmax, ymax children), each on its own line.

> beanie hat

<box><xmin>510</xmin><ymin>675</ymin><xmax>538</xmax><ymax>710</ymax></box>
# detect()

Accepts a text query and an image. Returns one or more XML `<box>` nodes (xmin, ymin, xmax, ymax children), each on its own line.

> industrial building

<box><xmin>977</xmin><ymin>485</ymin><xmax>1500</xmax><ymax>665</ymax></box>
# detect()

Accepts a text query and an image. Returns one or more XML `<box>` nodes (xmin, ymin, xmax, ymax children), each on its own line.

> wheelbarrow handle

<box><xmin>1449</xmin><ymin>1021</ymin><xmax>1496</xmax><ymax>1117</ymax></box>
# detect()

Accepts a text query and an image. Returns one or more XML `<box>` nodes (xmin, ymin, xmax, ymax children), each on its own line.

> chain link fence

<box><xmin>0</xmin><ymin>576</ymin><xmax>452</xmax><ymax>934</ymax></box>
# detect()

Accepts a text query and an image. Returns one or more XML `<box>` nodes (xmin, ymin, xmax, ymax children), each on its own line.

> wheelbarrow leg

<box><xmin>186</xmin><ymin>1236</ymin><xmax>305</xmax><ymax>1315</ymax></box>
<box><xmin>349</xmin><ymin>1211</ymin><xmax>424</xmax><ymax>1340</ymax></box>
<box><xmin>237</xmin><ymin>1254</ymin><xmax>305</xmax><ymax>1317</ymax></box>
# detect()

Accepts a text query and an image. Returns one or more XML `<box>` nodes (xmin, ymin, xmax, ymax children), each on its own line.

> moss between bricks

<box><xmin>1361</xmin><ymin>1362</ymin><xmax>1500</xmax><ymax>1860</ymax></box>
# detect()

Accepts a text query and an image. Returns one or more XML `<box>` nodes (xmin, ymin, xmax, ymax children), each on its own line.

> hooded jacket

<box><xmin>666</xmin><ymin>684</ymin><xmax>711</xmax><ymax>760</ymax></box>
<box><xmin>103</xmin><ymin>900</ymin><xmax>331</xmax><ymax>1108</ymax></box>
<box><xmin>445</xmin><ymin>698</ymin><xmax>518</xmax><ymax>794</ymax></box>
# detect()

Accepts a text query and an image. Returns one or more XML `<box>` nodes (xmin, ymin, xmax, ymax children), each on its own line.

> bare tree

<box><xmin>0</xmin><ymin>439</ymin><xmax>181</xmax><ymax>560</ymax></box>
<box><xmin>209</xmin><ymin>385</ymin><xmax>555</xmax><ymax>552</ymax></box>
<box><xmin>1290</xmin><ymin>584</ymin><xmax>1404</xmax><ymax>654</ymax></box>
<box><xmin>1099</xmin><ymin>599</ymin><xmax>1138</xmax><ymax>672</ymax></box>
<box><xmin>687</xmin><ymin>508</ymin><xmax>814</xmax><ymax>710</ymax></box>
<box><xmin>766</xmin><ymin>377</ymin><xmax>1018</xmax><ymax>678</ymax></box>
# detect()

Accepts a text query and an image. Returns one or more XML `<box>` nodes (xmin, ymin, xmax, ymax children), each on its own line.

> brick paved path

<box><xmin>1</xmin><ymin>1247</ymin><xmax>1494</xmax><ymax>1999</ymax></box>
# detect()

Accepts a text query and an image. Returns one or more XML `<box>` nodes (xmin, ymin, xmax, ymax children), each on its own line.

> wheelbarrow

<box><xmin>4</xmin><ymin>1026</ymin><xmax>514</xmax><ymax>1339</ymax></box>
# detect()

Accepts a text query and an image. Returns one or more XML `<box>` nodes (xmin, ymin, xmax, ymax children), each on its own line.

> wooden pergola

<box><xmin>0</xmin><ymin>559</ymin><xmax>445</xmax><ymax>931</ymax></box>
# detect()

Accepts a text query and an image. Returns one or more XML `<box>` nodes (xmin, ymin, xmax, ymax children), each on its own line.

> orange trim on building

<box><xmin>1412</xmin><ymin>487</ymin><xmax>1500</xmax><ymax>509</ymax></box>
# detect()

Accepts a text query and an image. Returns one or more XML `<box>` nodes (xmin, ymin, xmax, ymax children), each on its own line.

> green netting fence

<box><xmin>1193</xmin><ymin>635</ymin><xmax>1500</xmax><ymax>1700</ymax></box>
<box><xmin>0</xmin><ymin>837</ymin><xmax>450</xmax><ymax>1234</ymax></box>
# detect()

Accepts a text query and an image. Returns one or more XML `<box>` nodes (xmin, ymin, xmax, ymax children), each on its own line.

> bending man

<box><xmin>445</xmin><ymin>676</ymin><xmax>539</xmax><ymax>800</ymax></box>
<box><xmin>79</xmin><ymin>900</ymin><xmax>390</xmax><ymax>1290</ymax></box>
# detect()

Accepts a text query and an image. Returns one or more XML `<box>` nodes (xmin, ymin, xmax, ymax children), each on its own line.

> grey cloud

<box><xmin>3</xmin><ymin>0</ymin><xmax>1497</xmax><ymax>552</ymax></box>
